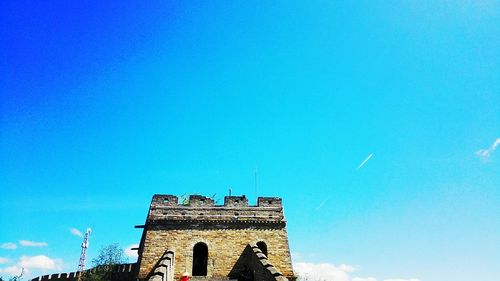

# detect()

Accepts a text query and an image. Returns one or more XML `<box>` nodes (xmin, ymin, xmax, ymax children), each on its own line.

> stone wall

<box><xmin>31</xmin><ymin>263</ymin><xmax>137</xmax><ymax>281</ymax></box>
<box><xmin>137</xmin><ymin>195</ymin><xmax>295</xmax><ymax>280</ymax></box>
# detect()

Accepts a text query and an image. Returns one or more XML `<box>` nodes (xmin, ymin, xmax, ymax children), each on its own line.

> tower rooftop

<box><xmin>147</xmin><ymin>194</ymin><xmax>285</xmax><ymax>225</ymax></box>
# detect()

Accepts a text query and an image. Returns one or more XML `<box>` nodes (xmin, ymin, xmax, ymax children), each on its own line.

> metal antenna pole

<box><xmin>77</xmin><ymin>228</ymin><xmax>92</xmax><ymax>281</ymax></box>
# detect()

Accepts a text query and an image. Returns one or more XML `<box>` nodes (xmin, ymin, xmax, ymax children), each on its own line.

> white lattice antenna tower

<box><xmin>77</xmin><ymin>228</ymin><xmax>92</xmax><ymax>281</ymax></box>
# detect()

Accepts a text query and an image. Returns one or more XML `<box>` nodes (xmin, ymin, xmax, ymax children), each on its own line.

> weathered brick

<box><xmin>136</xmin><ymin>194</ymin><xmax>295</xmax><ymax>280</ymax></box>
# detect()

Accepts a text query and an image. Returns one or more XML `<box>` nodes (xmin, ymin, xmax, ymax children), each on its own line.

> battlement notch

<box><xmin>224</xmin><ymin>195</ymin><xmax>249</xmax><ymax>207</ymax></box>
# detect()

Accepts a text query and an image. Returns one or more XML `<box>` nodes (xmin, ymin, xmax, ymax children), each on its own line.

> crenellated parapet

<box><xmin>31</xmin><ymin>264</ymin><xmax>137</xmax><ymax>281</ymax></box>
<box><xmin>146</xmin><ymin>195</ymin><xmax>285</xmax><ymax>227</ymax></box>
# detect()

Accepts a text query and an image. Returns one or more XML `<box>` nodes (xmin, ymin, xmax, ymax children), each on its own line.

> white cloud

<box><xmin>124</xmin><ymin>244</ymin><xmax>139</xmax><ymax>260</ymax></box>
<box><xmin>294</xmin><ymin>262</ymin><xmax>355</xmax><ymax>281</ymax></box>
<box><xmin>18</xmin><ymin>255</ymin><xmax>62</xmax><ymax>271</ymax></box>
<box><xmin>0</xmin><ymin>243</ymin><xmax>17</xmax><ymax>250</ymax></box>
<box><xmin>476</xmin><ymin>138</ymin><xmax>500</xmax><ymax>160</ymax></box>
<box><xmin>0</xmin><ymin>266</ymin><xmax>24</xmax><ymax>276</ymax></box>
<box><xmin>354</xmin><ymin>275</ymin><xmax>378</xmax><ymax>280</ymax></box>
<box><xmin>294</xmin><ymin>262</ymin><xmax>419</xmax><ymax>281</ymax></box>
<box><xmin>0</xmin><ymin>257</ymin><xmax>10</xmax><ymax>264</ymax></box>
<box><xmin>70</xmin><ymin>228</ymin><xmax>83</xmax><ymax>238</ymax></box>
<box><xmin>19</xmin><ymin>240</ymin><xmax>48</xmax><ymax>247</ymax></box>
<box><xmin>0</xmin><ymin>255</ymin><xmax>64</xmax><ymax>279</ymax></box>
<box><xmin>384</xmin><ymin>279</ymin><xmax>421</xmax><ymax>281</ymax></box>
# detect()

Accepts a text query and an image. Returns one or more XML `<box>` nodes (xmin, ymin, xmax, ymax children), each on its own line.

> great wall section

<box><xmin>31</xmin><ymin>194</ymin><xmax>296</xmax><ymax>281</ymax></box>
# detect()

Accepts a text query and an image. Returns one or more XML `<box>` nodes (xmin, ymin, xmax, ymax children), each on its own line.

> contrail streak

<box><xmin>315</xmin><ymin>198</ymin><xmax>329</xmax><ymax>211</ymax></box>
<box><xmin>357</xmin><ymin>153</ymin><xmax>373</xmax><ymax>169</ymax></box>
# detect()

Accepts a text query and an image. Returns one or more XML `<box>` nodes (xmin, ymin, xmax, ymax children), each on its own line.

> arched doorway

<box><xmin>192</xmin><ymin>242</ymin><xmax>208</xmax><ymax>276</ymax></box>
<box><xmin>256</xmin><ymin>241</ymin><xmax>268</xmax><ymax>257</ymax></box>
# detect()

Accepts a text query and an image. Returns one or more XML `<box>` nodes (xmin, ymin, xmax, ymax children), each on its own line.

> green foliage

<box><xmin>180</xmin><ymin>193</ymin><xmax>190</xmax><ymax>205</ymax></box>
<box><xmin>82</xmin><ymin>243</ymin><xmax>127</xmax><ymax>281</ymax></box>
<box><xmin>179</xmin><ymin>193</ymin><xmax>221</xmax><ymax>205</ymax></box>
<box><xmin>92</xmin><ymin>243</ymin><xmax>126</xmax><ymax>267</ymax></box>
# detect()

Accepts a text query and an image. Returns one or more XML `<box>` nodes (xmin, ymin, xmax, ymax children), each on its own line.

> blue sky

<box><xmin>0</xmin><ymin>1</ymin><xmax>499</xmax><ymax>281</ymax></box>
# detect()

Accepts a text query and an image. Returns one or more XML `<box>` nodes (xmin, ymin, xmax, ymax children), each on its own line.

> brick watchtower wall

<box><xmin>136</xmin><ymin>195</ymin><xmax>295</xmax><ymax>280</ymax></box>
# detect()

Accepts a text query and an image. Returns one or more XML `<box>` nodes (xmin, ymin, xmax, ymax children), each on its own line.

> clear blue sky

<box><xmin>1</xmin><ymin>1</ymin><xmax>498</xmax><ymax>281</ymax></box>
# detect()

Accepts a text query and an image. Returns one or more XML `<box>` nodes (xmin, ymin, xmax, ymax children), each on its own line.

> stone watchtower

<box><xmin>136</xmin><ymin>194</ymin><xmax>295</xmax><ymax>281</ymax></box>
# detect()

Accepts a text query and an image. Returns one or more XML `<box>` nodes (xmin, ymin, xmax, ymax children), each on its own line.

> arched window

<box><xmin>256</xmin><ymin>241</ymin><xmax>268</xmax><ymax>257</ymax></box>
<box><xmin>192</xmin><ymin>242</ymin><xmax>208</xmax><ymax>276</ymax></box>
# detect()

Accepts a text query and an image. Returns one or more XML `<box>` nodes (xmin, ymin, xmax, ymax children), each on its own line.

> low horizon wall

<box><xmin>30</xmin><ymin>263</ymin><xmax>137</xmax><ymax>281</ymax></box>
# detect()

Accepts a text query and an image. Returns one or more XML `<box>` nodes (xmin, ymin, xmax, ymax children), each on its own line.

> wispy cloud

<box><xmin>0</xmin><ymin>243</ymin><xmax>17</xmax><ymax>250</ymax></box>
<box><xmin>19</xmin><ymin>240</ymin><xmax>48</xmax><ymax>247</ymax></box>
<box><xmin>357</xmin><ymin>153</ymin><xmax>373</xmax><ymax>169</ymax></box>
<box><xmin>0</xmin><ymin>257</ymin><xmax>10</xmax><ymax>264</ymax></box>
<box><xmin>70</xmin><ymin>228</ymin><xmax>83</xmax><ymax>238</ymax></box>
<box><xmin>476</xmin><ymin>138</ymin><xmax>500</xmax><ymax>160</ymax></box>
